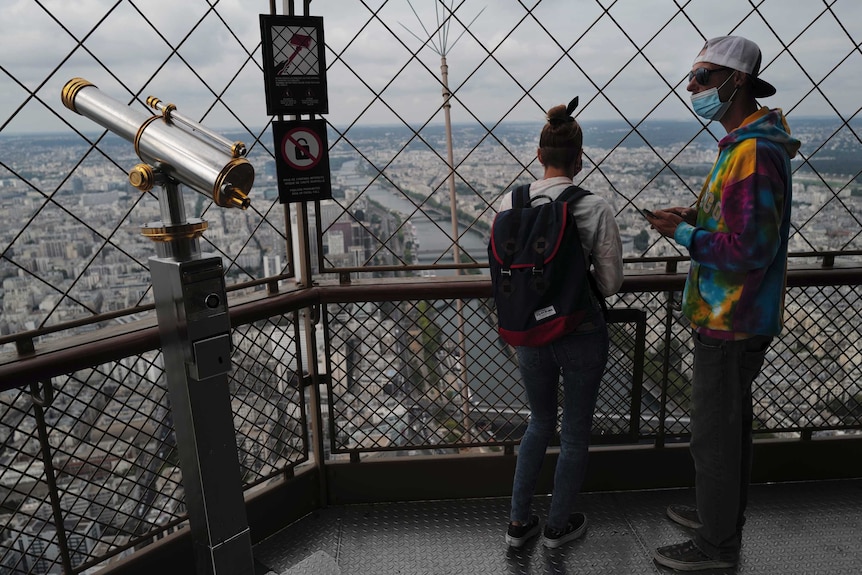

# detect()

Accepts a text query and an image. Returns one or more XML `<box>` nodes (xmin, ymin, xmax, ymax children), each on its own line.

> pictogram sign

<box><xmin>272</xmin><ymin>119</ymin><xmax>331</xmax><ymax>203</ymax></box>
<box><xmin>260</xmin><ymin>15</ymin><xmax>328</xmax><ymax>115</ymax></box>
<box><xmin>281</xmin><ymin>126</ymin><xmax>323</xmax><ymax>171</ymax></box>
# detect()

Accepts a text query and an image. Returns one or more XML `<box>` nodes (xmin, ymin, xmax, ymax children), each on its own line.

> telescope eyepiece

<box><xmin>219</xmin><ymin>185</ymin><xmax>251</xmax><ymax>210</ymax></box>
<box><xmin>231</xmin><ymin>142</ymin><xmax>247</xmax><ymax>158</ymax></box>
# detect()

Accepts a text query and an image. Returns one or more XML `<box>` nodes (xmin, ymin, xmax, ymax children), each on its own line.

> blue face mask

<box><xmin>690</xmin><ymin>74</ymin><xmax>737</xmax><ymax>121</ymax></box>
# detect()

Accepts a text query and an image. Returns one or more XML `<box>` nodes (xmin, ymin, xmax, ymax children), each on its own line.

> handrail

<box><xmin>2</xmin><ymin>264</ymin><xmax>859</xmax><ymax>393</ymax></box>
<box><xmin>0</xmin><ymin>273</ymin><xmax>295</xmax><ymax>349</ymax></box>
<box><xmin>1</xmin><ymin>253</ymin><xmax>858</xmax><ymax>350</ymax></box>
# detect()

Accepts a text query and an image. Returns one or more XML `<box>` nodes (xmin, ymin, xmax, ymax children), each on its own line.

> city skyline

<box><xmin>1</xmin><ymin>117</ymin><xmax>860</xmax><ymax>343</ymax></box>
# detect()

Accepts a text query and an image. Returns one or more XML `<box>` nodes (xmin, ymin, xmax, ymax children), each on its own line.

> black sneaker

<box><xmin>506</xmin><ymin>514</ymin><xmax>540</xmax><ymax>548</ymax></box>
<box><xmin>653</xmin><ymin>540</ymin><xmax>736</xmax><ymax>571</ymax></box>
<box><xmin>667</xmin><ymin>504</ymin><xmax>702</xmax><ymax>529</ymax></box>
<box><xmin>542</xmin><ymin>512</ymin><xmax>587</xmax><ymax>548</ymax></box>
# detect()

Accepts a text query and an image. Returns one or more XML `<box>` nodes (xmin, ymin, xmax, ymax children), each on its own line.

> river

<box><xmin>335</xmin><ymin>161</ymin><xmax>489</xmax><ymax>272</ymax></box>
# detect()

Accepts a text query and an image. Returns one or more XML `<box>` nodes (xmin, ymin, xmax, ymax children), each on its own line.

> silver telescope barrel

<box><xmin>61</xmin><ymin>78</ymin><xmax>251</xmax><ymax>210</ymax></box>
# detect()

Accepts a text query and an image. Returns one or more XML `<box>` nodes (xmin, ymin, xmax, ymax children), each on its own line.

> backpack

<box><xmin>488</xmin><ymin>184</ymin><xmax>604</xmax><ymax>347</ymax></box>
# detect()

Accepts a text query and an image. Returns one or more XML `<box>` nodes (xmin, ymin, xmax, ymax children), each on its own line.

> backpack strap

<box><xmin>557</xmin><ymin>184</ymin><xmax>591</xmax><ymax>204</ymax></box>
<box><xmin>499</xmin><ymin>184</ymin><xmax>533</xmax><ymax>293</ymax></box>
<box><xmin>505</xmin><ymin>185</ymin><xmax>532</xmax><ymax>255</ymax></box>
<box><xmin>586</xmin><ymin>258</ymin><xmax>609</xmax><ymax>320</ymax></box>
<box><xmin>511</xmin><ymin>184</ymin><xmax>532</xmax><ymax>209</ymax></box>
<box><xmin>558</xmin><ymin>185</ymin><xmax>609</xmax><ymax>320</ymax></box>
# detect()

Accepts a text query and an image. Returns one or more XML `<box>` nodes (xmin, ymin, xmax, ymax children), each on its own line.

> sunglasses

<box><xmin>688</xmin><ymin>66</ymin><xmax>732</xmax><ymax>86</ymax></box>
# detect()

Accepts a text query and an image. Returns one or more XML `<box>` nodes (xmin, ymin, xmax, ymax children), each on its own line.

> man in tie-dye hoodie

<box><xmin>647</xmin><ymin>36</ymin><xmax>801</xmax><ymax>571</ymax></box>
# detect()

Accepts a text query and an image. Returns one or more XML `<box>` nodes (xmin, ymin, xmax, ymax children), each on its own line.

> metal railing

<box><xmin>2</xmin><ymin>263</ymin><xmax>861</xmax><ymax>573</ymax></box>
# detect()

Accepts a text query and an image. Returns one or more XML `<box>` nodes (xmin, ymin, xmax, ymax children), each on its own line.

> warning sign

<box><xmin>260</xmin><ymin>15</ymin><xmax>328</xmax><ymax>116</ymax></box>
<box><xmin>272</xmin><ymin>119</ymin><xmax>331</xmax><ymax>203</ymax></box>
<box><xmin>281</xmin><ymin>126</ymin><xmax>323</xmax><ymax>171</ymax></box>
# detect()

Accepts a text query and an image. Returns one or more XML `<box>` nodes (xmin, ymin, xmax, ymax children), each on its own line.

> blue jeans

<box><xmin>690</xmin><ymin>331</ymin><xmax>772</xmax><ymax>561</ymax></box>
<box><xmin>509</xmin><ymin>320</ymin><xmax>608</xmax><ymax>530</ymax></box>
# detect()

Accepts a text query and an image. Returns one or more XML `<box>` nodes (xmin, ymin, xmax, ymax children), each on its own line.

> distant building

<box><xmin>79</xmin><ymin>190</ymin><xmax>120</xmax><ymax>206</ymax></box>
<box><xmin>3</xmin><ymin>517</ymin><xmax>101</xmax><ymax>574</ymax></box>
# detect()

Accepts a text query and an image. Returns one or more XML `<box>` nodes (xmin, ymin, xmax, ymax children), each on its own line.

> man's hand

<box><xmin>646</xmin><ymin>209</ymin><xmax>685</xmax><ymax>238</ymax></box>
<box><xmin>665</xmin><ymin>206</ymin><xmax>696</xmax><ymax>225</ymax></box>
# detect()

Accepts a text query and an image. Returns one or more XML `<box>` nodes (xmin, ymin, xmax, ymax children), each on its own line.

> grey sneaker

<box><xmin>654</xmin><ymin>540</ymin><xmax>736</xmax><ymax>571</ymax></box>
<box><xmin>542</xmin><ymin>512</ymin><xmax>587</xmax><ymax>548</ymax></box>
<box><xmin>667</xmin><ymin>504</ymin><xmax>702</xmax><ymax>529</ymax></box>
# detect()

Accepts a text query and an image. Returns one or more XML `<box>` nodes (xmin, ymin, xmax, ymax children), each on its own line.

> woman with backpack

<box><xmin>499</xmin><ymin>99</ymin><xmax>623</xmax><ymax>549</ymax></box>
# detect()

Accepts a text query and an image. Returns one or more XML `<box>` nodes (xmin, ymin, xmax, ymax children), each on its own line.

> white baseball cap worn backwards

<box><xmin>694</xmin><ymin>36</ymin><xmax>777</xmax><ymax>98</ymax></box>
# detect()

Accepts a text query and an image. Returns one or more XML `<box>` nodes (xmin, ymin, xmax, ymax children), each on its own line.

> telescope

<box><xmin>62</xmin><ymin>78</ymin><xmax>258</xmax><ymax>573</ymax></box>
<box><xmin>61</xmin><ymin>78</ymin><xmax>252</xmax><ymax>211</ymax></box>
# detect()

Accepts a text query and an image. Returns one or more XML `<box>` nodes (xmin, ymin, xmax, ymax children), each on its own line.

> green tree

<box><xmin>417</xmin><ymin>300</ymin><xmax>442</xmax><ymax>387</ymax></box>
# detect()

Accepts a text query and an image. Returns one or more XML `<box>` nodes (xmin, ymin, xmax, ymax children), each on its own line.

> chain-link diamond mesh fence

<box><xmin>2</xmin><ymin>1</ymin><xmax>861</xmax><ymax>336</ymax></box>
<box><xmin>323</xmin><ymin>285</ymin><xmax>861</xmax><ymax>458</ymax></box>
<box><xmin>2</xmin><ymin>1</ymin><xmax>862</xmax><ymax>572</ymax></box>
<box><xmin>1</xmin><ymin>315</ymin><xmax>307</xmax><ymax>572</ymax></box>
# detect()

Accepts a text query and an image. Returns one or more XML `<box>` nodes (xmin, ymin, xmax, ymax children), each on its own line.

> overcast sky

<box><xmin>1</xmin><ymin>0</ymin><xmax>860</xmax><ymax>134</ymax></box>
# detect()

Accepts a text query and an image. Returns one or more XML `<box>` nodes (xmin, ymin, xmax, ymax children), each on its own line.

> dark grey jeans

<box><xmin>690</xmin><ymin>330</ymin><xmax>772</xmax><ymax>561</ymax></box>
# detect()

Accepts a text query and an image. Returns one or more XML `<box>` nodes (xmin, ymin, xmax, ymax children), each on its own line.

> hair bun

<box><xmin>546</xmin><ymin>98</ymin><xmax>578</xmax><ymax>126</ymax></box>
<box><xmin>546</xmin><ymin>104</ymin><xmax>569</xmax><ymax>122</ymax></box>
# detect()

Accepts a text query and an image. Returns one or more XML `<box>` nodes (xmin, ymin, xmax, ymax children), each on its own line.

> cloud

<box><xmin>2</xmin><ymin>0</ymin><xmax>861</xmax><ymax>134</ymax></box>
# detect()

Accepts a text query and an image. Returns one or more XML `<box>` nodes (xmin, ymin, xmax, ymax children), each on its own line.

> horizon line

<box><xmin>0</xmin><ymin>114</ymin><xmax>851</xmax><ymax>138</ymax></box>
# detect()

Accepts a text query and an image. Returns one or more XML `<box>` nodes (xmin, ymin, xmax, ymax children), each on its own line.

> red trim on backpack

<box><xmin>498</xmin><ymin>308</ymin><xmax>587</xmax><ymax>347</ymax></box>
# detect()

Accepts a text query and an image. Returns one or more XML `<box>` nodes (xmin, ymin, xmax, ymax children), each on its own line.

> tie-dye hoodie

<box><xmin>673</xmin><ymin>107</ymin><xmax>801</xmax><ymax>338</ymax></box>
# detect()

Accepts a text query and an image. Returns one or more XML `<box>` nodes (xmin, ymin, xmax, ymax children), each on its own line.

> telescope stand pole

<box><xmin>147</xmin><ymin>178</ymin><xmax>255</xmax><ymax>575</ymax></box>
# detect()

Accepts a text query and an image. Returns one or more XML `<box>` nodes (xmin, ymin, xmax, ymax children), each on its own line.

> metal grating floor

<box><xmin>253</xmin><ymin>479</ymin><xmax>862</xmax><ymax>575</ymax></box>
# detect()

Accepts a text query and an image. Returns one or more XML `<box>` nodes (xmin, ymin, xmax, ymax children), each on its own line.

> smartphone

<box><xmin>641</xmin><ymin>208</ymin><xmax>656</xmax><ymax>219</ymax></box>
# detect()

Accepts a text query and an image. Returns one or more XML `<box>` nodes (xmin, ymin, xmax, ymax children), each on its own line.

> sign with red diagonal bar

<box><xmin>272</xmin><ymin>119</ymin><xmax>331</xmax><ymax>203</ymax></box>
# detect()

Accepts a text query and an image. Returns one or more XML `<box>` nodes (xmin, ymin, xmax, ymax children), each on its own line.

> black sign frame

<box><xmin>260</xmin><ymin>14</ymin><xmax>329</xmax><ymax>116</ymax></box>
